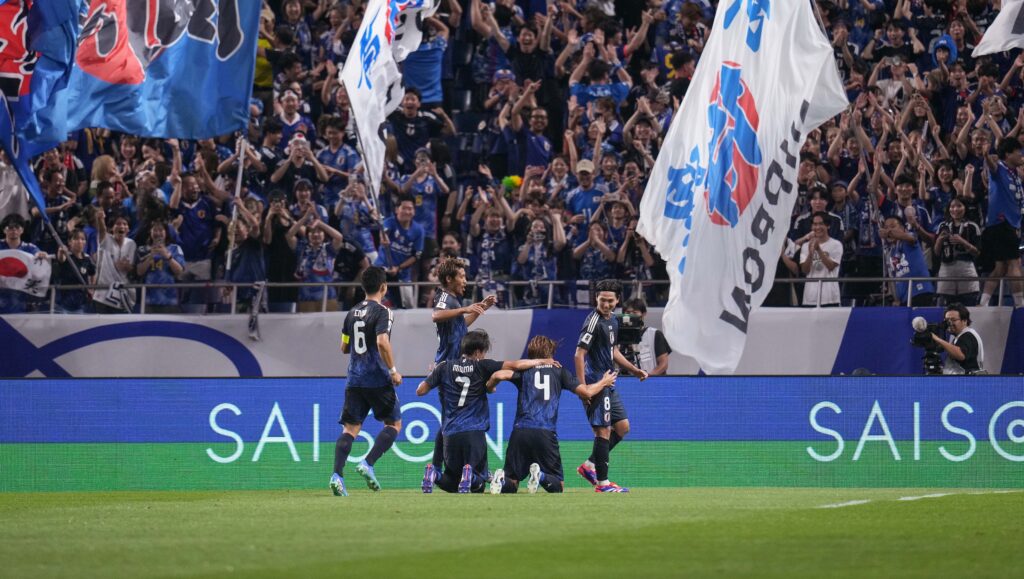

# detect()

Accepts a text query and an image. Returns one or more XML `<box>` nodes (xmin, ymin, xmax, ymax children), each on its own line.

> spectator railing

<box><xmin>33</xmin><ymin>276</ymin><xmax>1024</xmax><ymax>314</ymax></box>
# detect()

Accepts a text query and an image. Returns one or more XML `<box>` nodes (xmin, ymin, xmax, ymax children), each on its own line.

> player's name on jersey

<box><xmin>452</xmin><ymin>364</ymin><xmax>475</xmax><ymax>373</ymax></box>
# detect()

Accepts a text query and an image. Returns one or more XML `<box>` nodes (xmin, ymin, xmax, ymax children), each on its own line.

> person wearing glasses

<box><xmin>932</xmin><ymin>303</ymin><xmax>985</xmax><ymax>375</ymax></box>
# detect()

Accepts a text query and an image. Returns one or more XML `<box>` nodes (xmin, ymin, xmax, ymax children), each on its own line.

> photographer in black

<box><xmin>933</xmin><ymin>304</ymin><xmax>985</xmax><ymax>375</ymax></box>
<box><xmin>618</xmin><ymin>299</ymin><xmax>672</xmax><ymax>376</ymax></box>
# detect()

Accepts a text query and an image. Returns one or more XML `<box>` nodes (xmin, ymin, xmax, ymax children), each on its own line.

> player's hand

<box><xmin>390</xmin><ymin>370</ymin><xmax>403</xmax><ymax>385</ymax></box>
<box><xmin>540</xmin><ymin>358</ymin><xmax>561</xmax><ymax>368</ymax></box>
<box><xmin>482</xmin><ymin>294</ymin><xmax>497</xmax><ymax>308</ymax></box>
<box><xmin>465</xmin><ymin>303</ymin><xmax>485</xmax><ymax>316</ymax></box>
<box><xmin>601</xmin><ymin>369</ymin><xmax>618</xmax><ymax>387</ymax></box>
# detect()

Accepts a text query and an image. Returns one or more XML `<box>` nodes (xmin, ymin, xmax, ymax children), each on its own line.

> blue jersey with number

<box><xmin>432</xmin><ymin>289</ymin><xmax>467</xmax><ymax>364</ymax></box>
<box><xmin>509</xmin><ymin>365</ymin><xmax>579</xmax><ymax>431</ymax></box>
<box><xmin>577</xmin><ymin>310</ymin><xmax>618</xmax><ymax>387</ymax></box>
<box><xmin>425</xmin><ymin>357</ymin><xmax>503</xmax><ymax>435</ymax></box>
<box><xmin>342</xmin><ymin>300</ymin><xmax>394</xmax><ymax>388</ymax></box>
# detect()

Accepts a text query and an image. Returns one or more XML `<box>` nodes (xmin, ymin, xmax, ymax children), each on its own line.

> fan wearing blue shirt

<box><xmin>981</xmin><ymin>137</ymin><xmax>1024</xmax><ymax>306</ymax></box>
<box><xmin>375</xmin><ymin>196</ymin><xmax>425</xmax><ymax>308</ymax></box>
<box><xmin>400</xmin><ymin>149</ymin><xmax>450</xmax><ymax>242</ymax></box>
<box><xmin>565</xmin><ymin>160</ymin><xmax>603</xmax><ymax>221</ymax></box>
<box><xmin>506</xmin><ymin>80</ymin><xmax>553</xmax><ymax>175</ymax></box>
<box><xmin>402</xmin><ymin>17</ymin><xmax>449</xmax><ymax>107</ymax></box>
<box><xmin>568</xmin><ymin>45</ymin><xmax>632</xmax><ymax>110</ymax></box>
<box><xmin>316</xmin><ymin>118</ymin><xmax>361</xmax><ymax>209</ymax></box>
<box><xmin>882</xmin><ymin>216</ymin><xmax>936</xmax><ymax>306</ymax></box>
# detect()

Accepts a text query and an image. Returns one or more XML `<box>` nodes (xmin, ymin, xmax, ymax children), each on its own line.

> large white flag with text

<box><xmin>638</xmin><ymin>0</ymin><xmax>847</xmax><ymax>374</ymax></box>
<box><xmin>341</xmin><ymin>0</ymin><xmax>437</xmax><ymax>198</ymax></box>
<box><xmin>0</xmin><ymin>250</ymin><xmax>50</xmax><ymax>297</ymax></box>
<box><xmin>974</xmin><ymin>0</ymin><xmax>1024</xmax><ymax>56</ymax></box>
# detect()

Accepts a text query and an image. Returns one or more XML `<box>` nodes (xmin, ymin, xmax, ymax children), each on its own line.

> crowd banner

<box><xmin>639</xmin><ymin>0</ymin><xmax>848</xmax><ymax>375</ymax></box>
<box><xmin>2</xmin><ymin>376</ymin><xmax>1021</xmax><ymax>491</ymax></box>
<box><xmin>0</xmin><ymin>308</ymin><xmax>1019</xmax><ymax>377</ymax></box>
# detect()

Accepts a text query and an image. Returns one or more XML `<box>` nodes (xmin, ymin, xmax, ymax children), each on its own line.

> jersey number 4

<box><xmin>534</xmin><ymin>373</ymin><xmax>550</xmax><ymax>401</ymax></box>
<box><xmin>353</xmin><ymin>321</ymin><xmax>368</xmax><ymax>354</ymax></box>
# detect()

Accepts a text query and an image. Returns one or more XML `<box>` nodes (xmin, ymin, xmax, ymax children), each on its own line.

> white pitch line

<box><xmin>815</xmin><ymin>500</ymin><xmax>872</xmax><ymax>509</ymax></box>
<box><xmin>897</xmin><ymin>493</ymin><xmax>956</xmax><ymax>501</ymax></box>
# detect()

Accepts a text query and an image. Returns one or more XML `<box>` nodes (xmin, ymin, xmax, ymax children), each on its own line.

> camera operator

<box><xmin>621</xmin><ymin>299</ymin><xmax>672</xmax><ymax>376</ymax></box>
<box><xmin>933</xmin><ymin>303</ymin><xmax>985</xmax><ymax>374</ymax></box>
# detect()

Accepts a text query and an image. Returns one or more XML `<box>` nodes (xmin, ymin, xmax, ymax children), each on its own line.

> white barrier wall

<box><xmin>0</xmin><ymin>307</ymin><xmax>1016</xmax><ymax>377</ymax></box>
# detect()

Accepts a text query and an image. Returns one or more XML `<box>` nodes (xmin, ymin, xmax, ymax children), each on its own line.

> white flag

<box><xmin>341</xmin><ymin>0</ymin><xmax>437</xmax><ymax>197</ymax></box>
<box><xmin>637</xmin><ymin>0</ymin><xmax>847</xmax><ymax>374</ymax></box>
<box><xmin>973</xmin><ymin>0</ymin><xmax>1024</xmax><ymax>56</ymax></box>
<box><xmin>0</xmin><ymin>249</ymin><xmax>51</xmax><ymax>297</ymax></box>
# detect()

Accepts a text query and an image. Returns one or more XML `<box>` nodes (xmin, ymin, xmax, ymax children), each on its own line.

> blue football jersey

<box><xmin>510</xmin><ymin>365</ymin><xmax>580</xmax><ymax>431</ymax></box>
<box><xmin>425</xmin><ymin>357</ymin><xmax>504</xmax><ymax>435</ymax></box>
<box><xmin>578</xmin><ymin>310</ymin><xmax>618</xmax><ymax>386</ymax></box>
<box><xmin>432</xmin><ymin>289</ymin><xmax>467</xmax><ymax>364</ymax></box>
<box><xmin>342</xmin><ymin>300</ymin><xmax>394</xmax><ymax>388</ymax></box>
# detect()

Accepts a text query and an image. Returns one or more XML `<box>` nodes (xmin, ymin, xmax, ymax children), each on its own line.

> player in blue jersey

<box><xmin>575</xmin><ymin>279</ymin><xmax>648</xmax><ymax>493</ymax></box>
<box><xmin>416</xmin><ymin>330</ymin><xmax>558</xmax><ymax>494</ymax></box>
<box><xmin>423</xmin><ymin>258</ymin><xmax>497</xmax><ymax>491</ymax></box>
<box><xmin>330</xmin><ymin>267</ymin><xmax>403</xmax><ymax>497</ymax></box>
<box><xmin>486</xmin><ymin>335</ymin><xmax>617</xmax><ymax>494</ymax></box>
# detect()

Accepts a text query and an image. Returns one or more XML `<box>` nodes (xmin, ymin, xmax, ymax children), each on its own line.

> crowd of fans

<box><xmin>0</xmin><ymin>0</ymin><xmax>1022</xmax><ymax>314</ymax></box>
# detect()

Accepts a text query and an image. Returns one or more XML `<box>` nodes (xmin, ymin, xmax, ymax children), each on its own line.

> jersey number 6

<box><xmin>353</xmin><ymin>320</ymin><xmax>367</xmax><ymax>354</ymax></box>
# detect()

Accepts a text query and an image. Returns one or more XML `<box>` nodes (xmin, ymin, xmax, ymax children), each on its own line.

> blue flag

<box><xmin>0</xmin><ymin>0</ymin><xmax>82</xmax><ymax>222</ymax></box>
<box><xmin>66</xmin><ymin>0</ymin><xmax>260</xmax><ymax>139</ymax></box>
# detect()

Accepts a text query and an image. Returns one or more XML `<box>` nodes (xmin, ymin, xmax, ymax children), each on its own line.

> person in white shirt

<box><xmin>92</xmin><ymin>209</ymin><xmax>137</xmax><ymax>313</ymax></box>
<box><xmin>799</xmin><ymin>212</ymin><xmax>843</xmax><ymax>307</ymax></box>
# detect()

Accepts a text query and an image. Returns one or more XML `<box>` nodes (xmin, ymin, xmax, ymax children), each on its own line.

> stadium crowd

<box><xmin>0</xmin><ymin>0</ymin><xmax>1022</xmax><ymax>314</ymax></box>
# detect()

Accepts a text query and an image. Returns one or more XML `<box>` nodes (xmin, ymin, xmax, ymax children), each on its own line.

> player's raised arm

<box><xmin>486</xmin><ymin>369</ymin><xmax>515</xmax><ymax>392</ymax></box>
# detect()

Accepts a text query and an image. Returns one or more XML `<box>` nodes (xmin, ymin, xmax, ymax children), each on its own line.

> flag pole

<box><xmin>224</xmin><ymin>134</ymin><xmax>248</xmax><ymax>274</ymax></box>
<box><xmin>350</xmin><ymin>115</ymin><xmax>395</xmax><ymax>270</ymax></box>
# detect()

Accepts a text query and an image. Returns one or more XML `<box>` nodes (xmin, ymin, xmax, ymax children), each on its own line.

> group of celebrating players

<box><xmin>329</xmin><ymin>260</ymin><xmax>648</xmax><ymax>496</ymax></box>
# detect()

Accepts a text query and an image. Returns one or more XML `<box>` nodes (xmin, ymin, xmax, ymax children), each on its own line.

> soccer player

<box><xmin>424</xmin><ymin>258</ymin><xmax>496</xmax><ymax>492</ymax></box>
<box><xmin>575</xmin><ymin>279</ymin><xmax>648</xmax><ymax>493</ymax></box>
<box><xmin>330</xmin><ymin>266</ymin><xmax>403</xmax><ymax>496</ymax></box>
<box><xmin>486</xmin><ymin>335</ymin><xmax>617</xmax><ymax>494</ymax></box>
<box><xmin>416</xmin><ymin>330</ymin><xmax>557</xmax><ymax>493</ymax></box>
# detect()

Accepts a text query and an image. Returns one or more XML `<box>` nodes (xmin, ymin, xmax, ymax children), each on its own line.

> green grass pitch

<box><xmin>1</xmin><ymin>488</ymin><xmax>1021</xmax><ymax>578</ymax></box>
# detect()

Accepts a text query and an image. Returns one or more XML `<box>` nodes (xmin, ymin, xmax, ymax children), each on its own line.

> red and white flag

<box><xmin>0</xmin><ymin>249</ymin><xmax>51</xmax><ymax>297</ymax></box>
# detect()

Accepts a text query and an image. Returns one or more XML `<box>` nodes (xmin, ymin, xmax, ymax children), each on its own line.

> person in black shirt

<box><xmin>53</xmin><ymin>229</ymin><xmax>95</xmax><ymax>313</ymax></box>
<box><xmin>934</xmin><ymin>303</ymin><xmax>984</xmax><ymax>374</ymax></box>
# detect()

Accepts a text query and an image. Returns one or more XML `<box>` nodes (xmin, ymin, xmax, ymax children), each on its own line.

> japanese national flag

<box><xmin>0</xmin><ymin>249</ymin><xmax>51</xmax><ymax>297</ymax></box>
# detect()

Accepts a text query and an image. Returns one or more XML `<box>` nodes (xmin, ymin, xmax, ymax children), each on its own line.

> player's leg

<box><xmin>494</xmin><ymin>429</ymin><xmax>527</xmax><ymax>494</ymax></box>
<box><xmin>466</xmin><ymin>431</ymin><xmax>489</xmax><ymax>493</ymax></box>
<box><xmin>536</xmin><ymin>430</ymin><xmax>564</xmax><ymax>493</ymax></box>
<box><xmin>437</xmin><ymin>431</ymin><xmax>468</xmax><ymax>493</ymax></box>
<box><xmin>355</xmin><ymin>389</ymin><xmax>403</xmax><ymax>491</ymax></box>
<box><xmin>609</xmin><ymin>390</ymin><xmax>629</xmax><ymax>452</ymax></box>
<box><xmin>332</xmin><ymin>389</ymin><xmax>369</xmax><ymax>496</ymax></box>
<box><xmin>579</xmin><ymin>390</ymin><xmax>612</xmax><ymax>486</ymax></box>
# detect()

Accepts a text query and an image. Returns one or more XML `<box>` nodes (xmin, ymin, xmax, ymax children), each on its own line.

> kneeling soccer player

<box><xmin>416</xmin><ymin>329</ymin><xmax>557</xmax><ymax>493</ymax></box>
<box><xmin>331</xmin><ymin>267</ymin><xmax>403</xmax><ymax>496</ymax></box>
<box><xmin>487</xmin><ymin>335</ymin><xmax>617</xmax><ymax>494</ymax></box>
